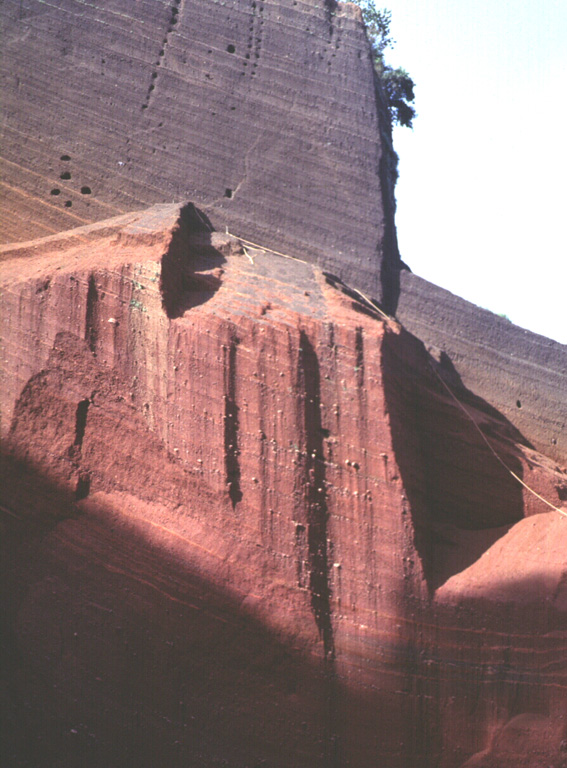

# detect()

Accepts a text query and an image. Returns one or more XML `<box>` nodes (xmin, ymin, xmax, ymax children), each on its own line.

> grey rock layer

<box><xmin>396</xmin><ymin>270</ymin><xmax>567</xmax><ymax>464</ymax></box>
<box><xmin>0</xmin><ymin>0</ymin><xmax>399</xmax><ymax>305</ymax></box>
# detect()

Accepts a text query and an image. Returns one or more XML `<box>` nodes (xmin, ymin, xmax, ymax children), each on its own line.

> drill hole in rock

<box><xmin>64</xmin><ymin>200</ymin><xmax>73</xmax><ymax>208</ymax></box>
<box><xmin>60</xmin><ymin>171</ymin><xmax>71</xmax><ymax>180</ymax></box>
<box><xmin>50</xmin><ymin>188</ymin><xmax>61</xmax><ymax>195</ymax></box>
<box><xmin>80</xmin><ymin>186</ymin><xmax>91</xmax><ymax>195</ymax></box>
<box><xmin>60</xmin><ymin>154</ymin><xmax>71</xmax><ymax>161</ymax></box>
<box><xmin>224</xmin><ymin>188</ymin><xmax>233</xmax><ymax>199</ymax></box>
<box><xmin>227</xmin><ymin>44</ymin><xmax>236</xmax><ymax>54</ymax></box>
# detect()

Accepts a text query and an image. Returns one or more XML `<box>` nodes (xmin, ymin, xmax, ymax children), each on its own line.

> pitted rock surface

<box><xmin>0</xmin><ymin>0</ymin><xmax>399</xmax><ymax>305</ymax></box>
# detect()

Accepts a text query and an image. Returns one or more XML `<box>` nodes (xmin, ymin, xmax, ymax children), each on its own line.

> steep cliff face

<box><xmin>1</xmin><ymin>205</ymin><xmax>566</xmax><ymax>767</ymax></box>
<box><xmin>0</xmin><ymin>0</ymin><xmax>400</xmax><ymax>305</ymax></box>
<box><xmin>396</xmin><ymin>270</ymin><xmax>567</xmax><ymax>463</ymax></box>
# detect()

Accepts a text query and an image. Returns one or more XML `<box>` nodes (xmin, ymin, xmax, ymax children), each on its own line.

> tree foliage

<box><xmin>352</xmin><ymin>2</ymin><xmax>416</xmax><ymax>128</ymax></box>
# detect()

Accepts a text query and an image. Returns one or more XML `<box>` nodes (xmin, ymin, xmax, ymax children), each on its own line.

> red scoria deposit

<box><xmin>1</xmin><ymin>204</ymin><xmax>567</xmax><ymax>767</ymax></box>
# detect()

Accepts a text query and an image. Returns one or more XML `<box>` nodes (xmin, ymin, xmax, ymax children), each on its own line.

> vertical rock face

<box><xmin>1</xmin><ymin>206</ymin><xmax>567</xmax><ymax>767</ymax></box>
<box><xmin>396</xmin><ymin>271</ymin><xmax>567</xmax><ymax>462</ymax></box>
<box><xmin>0</xmin><ymin>0</ymin><xmax>399</xmax><ymax>305</ymax></box>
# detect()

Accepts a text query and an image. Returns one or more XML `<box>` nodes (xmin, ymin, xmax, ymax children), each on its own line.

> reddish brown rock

<box><xmin>1</xmin><ymin>204</ymin><xmax>566</xmax><ymax>767</ymax></box>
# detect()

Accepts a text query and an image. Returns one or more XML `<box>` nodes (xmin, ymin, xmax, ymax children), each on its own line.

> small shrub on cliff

<box><xmin>352</xmin><ymin>2</ymin><xmax>416</xmax><ymax>128</ymax></box>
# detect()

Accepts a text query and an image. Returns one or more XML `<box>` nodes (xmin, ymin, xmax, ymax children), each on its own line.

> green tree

<box><xmin>352</xmin><ymin>2</ymin><xmax>416</xmax><ymax>128</ymax></box>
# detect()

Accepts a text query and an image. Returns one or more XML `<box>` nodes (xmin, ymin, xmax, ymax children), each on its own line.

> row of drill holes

<box><xmin>55</xmin><ymin>154</ymin><xmax>81</xmax><ymax>204</ymax></box>
<box><xmin>51</xmin><ymin>187</ymin><xmax>91</xmax><ymax>195</ymax></box>
<box><xmin>55</xmin><ymin>155</ymin><xmax>91</xmax><ymax>197</ymax></box>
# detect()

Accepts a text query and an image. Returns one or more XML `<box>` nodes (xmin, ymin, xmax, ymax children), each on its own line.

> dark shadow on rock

<box><xmin>0</xmin><ymin>451</ymin><xmax>328</xmax><ymax>768</ymax></box>
<box><xmin>370</xmin><ymin>62</ymin><xmax>403</xmax><ymax>317</ymax></box>
<box><xmin>160</xmin><ymin>203</ymin><xmax>225</xmax><ymax>319</ymax></box>
<box><xmin>433</xmin><ymin>351</ymin><xmax>535</xmax><ymax>449</ymax></box>
<box><xmin>3</xmin><ymin>449</ymin><xmax>563</xmax><ymax>768</ymax></box>
<box><xmin>382</xmin><ymin>325</ymin><xmax>532</xmax><ymax>594</ymax></box>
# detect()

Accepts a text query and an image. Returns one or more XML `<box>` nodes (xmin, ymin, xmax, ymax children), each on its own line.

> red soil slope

<box><xmin>1</xmin><ymin>204</ymin><xmax>566</xmax><ymax>767</ymax></box>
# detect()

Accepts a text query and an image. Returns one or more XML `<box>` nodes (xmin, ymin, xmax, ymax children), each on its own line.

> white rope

<box><xmin>429</xmin><ymin>361</ymin><xmax>567</xmax><ymax>518</ymax></box>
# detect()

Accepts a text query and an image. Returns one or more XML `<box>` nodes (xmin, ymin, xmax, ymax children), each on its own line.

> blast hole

<box><xmin>60</xmin><ymin>171</ymin><xmax>71</xmax><ymax>180</ymax></box>
<box><xmin>60</xmin><ymin>154</ymin><xmax>71</xmax><ymax>161</ymax></box>
<box><xmin>64</xmin><ymin>200</ymin><xmax>72</xmax><ymax>208</ymax></box>
<box><xmin>224</xmin><ymin>188</ymin><xmax>233</xmax><ymax>199</ymax></box>
<box><xmin>227</xmin><ymin>44</ymin><xmax>236</xmax><ymax>53</ymax></box>
<box><xmin>50</xmin><ymin>188</ymin><xmax>61</xmax><ymax>195</ymax></box>
<box><xmin>80</xmin><ymin>186</ymin><xmax>91</xmax><ymax>195</ymax></box>
<box><xmin>516</xmin><ymin>400</ymin><xmax>522</xmax><ymax>408</ymax></box>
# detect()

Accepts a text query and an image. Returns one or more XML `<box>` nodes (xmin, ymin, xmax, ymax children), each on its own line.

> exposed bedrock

<box><xmin>0</xmin><ymin>0</ymin><xmax>400</xmax><ymax>307</ymax></box>
<box><xmin>396</xmin><ymin>270</ymin><xmax>567</xmax><ymax>463</ymax></box>
<box><xmin>1</xmin><ymin>205</ymin><xmax>567</xmax><ymax>767</ymax></box>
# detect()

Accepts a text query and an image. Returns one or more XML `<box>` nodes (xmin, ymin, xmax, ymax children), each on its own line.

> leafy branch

<box><xmin>352</xmin><ymin>2</ymin><xmax>416</xmax><ymax>128</ymax></box>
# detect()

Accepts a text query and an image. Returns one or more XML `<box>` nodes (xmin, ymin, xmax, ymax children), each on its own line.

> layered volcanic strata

<box><xmin>1</xmin><ymin>204</ymin><xmax>566</xmax><ymax>767</ymax></box>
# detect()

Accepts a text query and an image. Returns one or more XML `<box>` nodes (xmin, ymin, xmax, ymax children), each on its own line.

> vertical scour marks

<box><xmin>354</xmin><ymin>326</ymin><xmax>364</xmax><ymax>390</ymax></box>
<box><xmin>224</xmin><ymin>335</ymin><xmax>242</xmax><ymax>509</ymax></box>
<box><xmin>297</xmin><ymin>330</ymin><xmax>339</xmax><ymax>767</ymax></box>
<box><xmin>85</xmin><ymin>273</ymin><xmax>99</xmax><ymax>354</ymax></box>
<box><xmin>74</xmin><ymin>399</ymin><xmax>90</xmax><ymax>449</ymax></box>
<box><xmin>73</xmin><ymin>397</ymin><xmax>92</xmax><ymax>500</ymax></box>
<box><xmin>297</xmin><ymin>331</ymin><xmax>334</xmax><ymax>660</ymax></box>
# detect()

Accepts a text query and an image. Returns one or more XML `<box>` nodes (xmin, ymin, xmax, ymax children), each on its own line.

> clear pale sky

<box><xmin>380</xmin><ymin>0</ymin><xmax>567</xmax><ymax>344</ymax></box>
